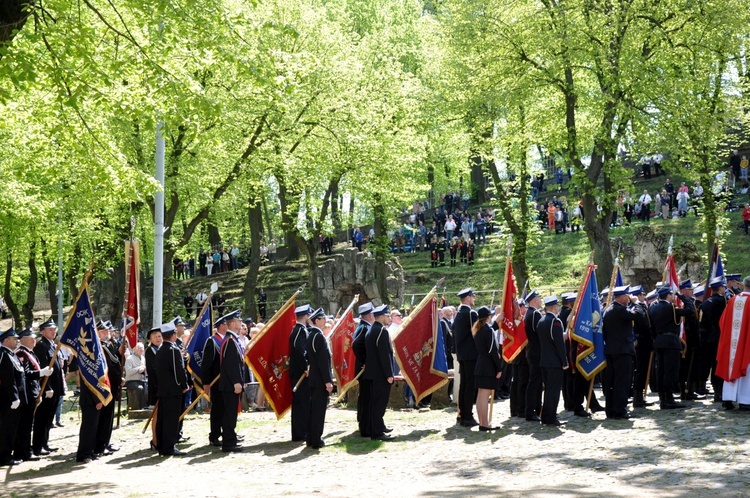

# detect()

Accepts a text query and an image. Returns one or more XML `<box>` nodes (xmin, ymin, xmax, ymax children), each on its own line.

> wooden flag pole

<box><xmin>332</xmin><ymin>369</ymin><xmax>363</xmax><ymax>404</ymax></box>
<box><xmin>489</xmin><ymin>389</ymin><xmax>495</xmax><ymax>423</ymax></box>
<box><xmin>643</xmin><ymin>351</ymin><xmax>655</xmax><ymax>398</ymax></box>
<box><xmin>585</xmin><ymin>378</ymin><xmax>595</xmax><ymax>412</ymax></box>
<box><xmin>292</xmin><ymin>373</ymin><xmax>307</xmax><ymax>393</ymax></box>
<box><xmin>143</xmin><ymin>400</ymin><xmax>159</xmax><ymax>433</ymax></box>
<box><xmin>179</xmin><ymin>374</ymin><xmax>221</xmax><ymax>421</ymax></box>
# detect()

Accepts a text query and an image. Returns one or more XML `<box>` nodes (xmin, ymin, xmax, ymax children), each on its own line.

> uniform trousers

<box><xmin>0</xmin><ymin>406</ymin><xmax>20</xmax><ymax>464</ymax></box>
<box><xmin>33</xmin><ymin>394</ymin><xmax>59</xmax><ymax>453</ymax></box>
<box><xmin>525</xmin><ymin>359</ymin><xmax>543</xmax><ymax>418</ymax></box>
<box><xmin>156</xmin><ymin>395</ymin><xmax>182</xmax><ymax>455</ymax></box>
<box><xmin>95</xmin><ymin>393</ymin><xmax>116</xmax><ymax>453</ymax></box>
<box><xmin>369</xmin><ymin>380</ymin><xmax>391</xmax><ymax>438</ymax></box>
<box><xmin>604</xmin><ymin>355</ymin><xmax>633</xmax><ymax>418</ymax></box>
<box><xmin>540</xmin><ymin>368</ymin><xmax>563</xmax><ymax>423</ymax></box>
<box><xmin>209</xmin><ymin>383</ymin><xmax>225</xmax><ymax>441</ymax></box>
<box><xmin>357</xmin><ymin>379</ymin><xmax>372</xmax><ymax>436</ymax></box>
<box><xmin>221</xmin><ymin>391</ymin><xmax>240</xmax><ymax>449</ymax></box>
<box><xmin>307</xmin><ymin>388</ymin><xmax>329</xmax><ymax>447</ymax></box>
<box><xmin>457</xmin><ymin>360</ymin><xmax>476</xmax><ymax>421</ymax></box>
<box><xmin>656</xmin><ymin>348</ymin><xmax>681</xmax><ymax>402</ymax></box>
<box><xmin>13</xmin><ymin>403</ymin><xmax>35</xmax><ymax>459</ymax></box>
<box><xmin>510</xmin><ymin>362</ymin><xmax>529</xmax><ymax>417</ymax></box>
<box><xmin>634</xmin><ymin>345</ymin><xmax>652</xmax><ymax>398</ymax></box>
<box><xmin>76</xmin><ymin>404</ymin><xmax>101</xmax><ymax>461</ymax></box>
<box><xmin>291</xmin><ymin>379</ymin><xmax>310</xmax><ymax>441</ymax></box>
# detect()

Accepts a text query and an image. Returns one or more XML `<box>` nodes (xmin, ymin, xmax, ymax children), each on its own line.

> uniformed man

<box><xmin>650</xmin><ymin>284</ymin><xmax>695</xmax><ymax>409</ymax></box>
<box><xmin>364</xmin><ymin>304</ymin><xmax>395</xmax><ymax>441</ymax></box>
<box><xmin>602</xmin><ymin>285</ymin><xmax>645</xmax><ymax>419</ymax></box>
<box><xmin>726</xmin><ymin>274</ymin><xmax>742</xmax><ymax>298</ymax></box>
<box><xmin>306</xmin><ymin>308</ymin><xmax>333</xmax><ymax>449</ymax></box>
<box><xmin>94</xmin><ymin>321</ymin><xmax>122</xmax><ymax>457</ymax></box>
<box><xmin>699</xmin><ymin>277</ymin><xmax>728</xmax><ymax>404</ymax></box>
<box><xmin>32</xmin><ymin>318</ymin><xmax>64</xmax><ymax>456</ymax></box>
<box><xmin>559</xmin><ymin>292</ymin><xmax>575</xmax><ymax>412</ymax></box>
<box><xmin>173</xmin><ymin>316</ymin><xmax>188</xmax><ymax>349</ymax></box>
<box><xmin>155</xmin><ymin>322</ymin><xmax>189</xmax><ymax>457</ymax></box>
<box><xmin>537</xmin><ymin>296</ymin><xmax>568</xmax><ymax>426</ymax></box>
<box><xmin>0</xmin><ymin>328</ymin><xmax>25</xmax><ymax>467</ymax></box>
<box><xmin>145</xmin><ymin>327</ymin><xmax>162</xmax><ymax>407</ymax></box>
<box><xmin>352</xmin><ymin>302</ymin><xmax>374</xmax><ymax>437</ymax></box>
<box><xmin>453</xmin><ymin>288</ymin><xmax>479</xmax><ymax>427</ymax></box>
<box><xmin>14</xmin><ymin>328</ymin><xmax>52</xmax><ymax>462</ymax></box>
<box><xmin>524</xmin><ymin>289</ymin><xmax>544</xmax><ymax>422</ymax></box>
<box><xmin>202</xmin><ymin>315</ymin><xmax>227</xmax><ymax>447</ymax></box>
<box><xmin>631</xmin><ymin>286</ymin><xmax>655</xmax><ymax>408</ymax></box>
<box><xmin>290</xmin><ymin>304</ymin><xmax>312</xmax><ymax>443</ymax></box>
<box><xmin>509</xmin><ymin>298</ymin><xmax>529</xmax><ymax>418</ymax></box>
<box><xmin>218</xmin><ymin>310</ymin><xmax>245</xmax><ymax>453</ymax></box>
<box><xmin>678</xmin><ymin>280</ymin><xmax>704</xmax><ymax>401</ymax></box>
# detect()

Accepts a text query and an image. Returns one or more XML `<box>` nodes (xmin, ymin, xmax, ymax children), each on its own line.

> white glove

<box><xmin>45</xmin><ymin>390</ymin><xmax>54</xmax><ymax>399</ymax></box>
<box><xmin>11</xmin><ymin>400</ymin><xmax>20</xmax><ymax>409</ymax></box>
<box><xmin>39</xmin><ymin>366</ymin><xmax>53</xmax><ymax>377</ymax></box>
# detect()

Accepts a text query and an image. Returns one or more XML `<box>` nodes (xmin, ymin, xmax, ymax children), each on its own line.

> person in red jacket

<box><xmin>743</xmin><ymin>204</ymin><xmax>750</xmax><ymax>235</ymax></box>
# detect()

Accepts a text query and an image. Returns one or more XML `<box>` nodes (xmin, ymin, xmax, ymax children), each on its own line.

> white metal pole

<box><xmin>153</xmin><ymin>121</ymin><xmax>165</xmax><ymax>328</ymax></box>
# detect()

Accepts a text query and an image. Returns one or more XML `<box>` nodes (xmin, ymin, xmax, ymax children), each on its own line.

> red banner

<box><xmin>392</xmin><ymin>293</ymin><xmax>448</xmax><ymax>404</ymax></box>
<box><xmin>501</xmin><ymin>257</ymin><xmax>527</xmax><ymax>362</ymax></box>
<box><xmin>330</xmin><ymin>308</ymin><xmax>358</xmax><ymax>393</ymax></box>
<box><xmin>123</xmin><ymin>240</ymin><xmax>140</xmax><ymax>349</ymax></box>
<box><xmin>245</xmin><ymin>295</ymin><xmax>297</xmax><ymax>420</ymax></box>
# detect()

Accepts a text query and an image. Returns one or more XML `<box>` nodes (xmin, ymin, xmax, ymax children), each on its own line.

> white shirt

<box><xmin>639</xmin><ymin>193</ymin><xmax>652</xmax><ymax>205</ymax></box>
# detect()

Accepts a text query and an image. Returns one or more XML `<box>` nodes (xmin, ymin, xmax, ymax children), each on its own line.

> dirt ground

<box><xmin>3</xmin><ymin>388</ymin><xmax>750</xmax><ymax>498</ymax></box>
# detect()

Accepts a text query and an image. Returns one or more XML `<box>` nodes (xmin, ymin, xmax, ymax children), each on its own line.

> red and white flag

<box><xmin>122</xmin><ymin>239</ymin><xmax>140</xmax><ymax>349</ymax></box>
<box><xmin>329</xmin><ymin>303</ymin><xmax>358</xmax><ymax>395</ymax></box>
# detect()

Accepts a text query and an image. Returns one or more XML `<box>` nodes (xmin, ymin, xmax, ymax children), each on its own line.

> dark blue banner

<box><xmin>187</xmin><ymin>301</ymin><xmax>213</xmax><ymax>392</ymax></box>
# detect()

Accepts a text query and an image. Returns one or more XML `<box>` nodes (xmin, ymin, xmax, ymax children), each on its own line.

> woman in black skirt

<box><xmin>473</xmin><ymin>306</ymin><xmax>503</xmax><ymax>431</ymax></box>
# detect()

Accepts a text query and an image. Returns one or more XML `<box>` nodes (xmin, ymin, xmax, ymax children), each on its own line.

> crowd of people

<box><xmin>171</xmin><ymin>241</ymin><xmax>279</xmax><ymax>280</ymax></box>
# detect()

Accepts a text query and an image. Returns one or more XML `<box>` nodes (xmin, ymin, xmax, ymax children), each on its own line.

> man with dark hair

<box><xmin>145</xmin><ymin>327</ymin><xmax>162</xmax><ymax>407</ymax></box>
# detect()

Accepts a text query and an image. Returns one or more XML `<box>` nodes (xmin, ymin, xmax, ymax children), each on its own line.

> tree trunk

<box><xmin>470</xmin><ymin>155</ymin><xmax>486</xmax><ymax>205</ymax></box>
<box><xmin>67</xmin><ymin>244</ymin><xmax>82</xmax><ymax>305</ymax></box>
<box><xmin>40</xmin><ymin>239</ymin><xmax>59</xmax><ymax>318</ymax></box>
<box><xmin>330</xmin><ymin>178</ymin><xmax>341</xmax><ymax>233</ymax></box>
<box><xmin>21</xmin><ymin>241</ymin><xmax>37</xmax><ymax>327</ymax></box>
<box><xmin>243</xmin><ymin>195</ymin><xmax>263</xmax><ymax>319</ymax></box>
<box><xmin>207</xmin><ymin>222</ymin><xmax>222</xmax><ymax>250</ymax></box>
<box><xmin>373</xmin><ymin>198</ymin><xmax>389</xmax><ymax>304</ymax></box>
<box><xmin>4</xmin><ymin>254</ymin><xmax>21</xmax><ymax>327</ymax></box>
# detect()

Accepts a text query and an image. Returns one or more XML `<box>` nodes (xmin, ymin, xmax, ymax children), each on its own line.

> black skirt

<box><xmin>475</xmin><ymin>375</ymin><xmax>498</xmax><ymax>390</ymax></box>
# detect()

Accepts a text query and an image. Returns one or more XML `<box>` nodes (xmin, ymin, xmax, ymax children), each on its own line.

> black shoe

<box><xmin>479</xmin><ymin>425</ymin><xmax>500</xmax><ymax>431</ymax></box>
<box><xmin>542</xmin><ymin>419</ymin><xmax>566</xmax><ymax>426</ymax></box>
<box><xmin>372</xmin><ymin>434</ymin><xmax>395</xmax><ymax>441</ymax></box>
<box><xmin>236</xmin><ymin>435</ymin><xmax>245</xmax><ymax>441</ymax></box>
<box><xmin>56</xmin><ymin>422</ymin><xmax>64</xmax><ymax>428</ymax></box>
<box><xmin>37</xmin><ymin>448</ymin><xmax>50</xmax><ymax>456</ymax></box>
<box><xmin>633</xmin><ymin>400</ymin><xmax>654</xmax><ymax>408</ymax></box>
<box><xmin>460</xmin><ymin>419</ymin><xmax>479</xmax><ymax>428</ymax></box>
<box><xmin>150</xmin><ymin>442</ymin><xmax>158</xmax><ymax>451</ymax></box>
<box><xmin>178</xmin><ymin>437</ymin><xmax>190</xmax><ymax>443</ymax></box>
<box><xmin>75</xmin><ymin>458</ymin><xmax>92</xmax><ymax>464</ymax></box>
<box><xmin>609</xmin><ymin>414</ymin><xmax>634</xmax><ymax>420</ymax></box>
<box><xmin>44</xmin><ymin>446</ymin><xmax>59</xmax><ymax>453</ymax></box>
<box><xmin>307</xmin><ymin>440</ymin><xmax>326</xmax><ymax>449</ymax></box>
<box><xmin>590</xmin><ymin>405</ymin><xmax>605</xmax><ymax>413</ymax></box>
<box><xmin>23</xmin><ymin>455</ymin><xmax>41</xmax><ymax>461</ymax></box>
<box><xmin>222</xmin><ymin>445</ymin><xmax>244</xmax><ymax>453</ymax></box>
<box><xmin>209</xmin><ymin>438</ymin><xmax>222</xmax><ymax>447</ymax></box>
<box><xmin>723</xmin><ymin>401</ymin><xmax>736</xmax><ymax>410</ymax></box>
<box><xmin>383</xmin><ymin>427</ymin><xmax>393</xmax><ymax>433</ymax></box>
<box><xmin>525</xmin><ymin>415</ymin><xmax>542</xmax><ymax>422</ymax></box>
<box><xmin>101</xmin><ymin>448</ymin><xmax>112</xmax><ymax>456</ymax></box>
<box><xmin>660</xmin><ymin>402</ymin><xmax>687</xmax><ymax>409</ymax></box>
<box><xmin>574</xmin><ymin>411</ymin><xmax>591</xmax><ymax>417</ymax></box>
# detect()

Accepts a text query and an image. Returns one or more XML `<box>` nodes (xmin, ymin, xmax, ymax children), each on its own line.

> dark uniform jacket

<box><xmin>473</xmin><ymin>324</ymin><xmax>503</xmax><ymax>377</ymax></box>
<box><xmin>155</xmin><ymin>341</ymin><xmax>188</xmax><ymax>397</ymax></box>
<box><xmin>634</xmin><ymin>301</ymin><xmax>654</xmax><ymax>350</ymax></box>
<box><xmin>16</xmin><ymin>345</ymin><xmax>41</xmax><ymax>401</ymax></box>
<box><xmin>101</xmin><ymin>340</ymin><xmax>122</xmax><ymax>394</ymax></box>
<box><xmin>352</xmin><ymin>321</ymin><xmax>371</xmax><ymax>372</ymax></box>
<box><xmin>649</xmin><ymin>299</ymin><xmax>695</xmax><ymax>350</ymax></box>
<box><xmin>0</xmin><ymin>346</ymin><xmax>26</xmax><ymax>408</ymax></box>
<box><xmin>363</xmin><ymin>322</ymin><xmax>394</xmax><ymax>381</ymax></box>
<box><xmin>602</xmin><ymin>301</ymin><xmax>645</xmax><ymax>356</ymax></box>
<box><xmin>219</xmin><ymin>331</ymin><xmax>245</xmax><ymax>392</ymax></box>
<box><xmin>289</xmin><ymin>323</ymin><xmax>308</xmax><ymax>382</ymax></box>
<box><xmin>34</xmin><ymin>336</ymin><xmax>64</xmax><ymax>396</ymax></box>
<box><xmin>699</xmin><ymin>293</ymin><xmax>726</xmax><ymax>343</ymax></box>
<box><xmin>538</xmin><ymin>313</ymin><xmax>568</xmax><ymax>369</ymax></box>
<box><xmin>524</xmin><ymin>307</ymin><xmax>544</xmax><ymax>362</ymax></box>
<box><xmin>440</xmin><ymin>318</ymin><xmax>454</xmax><ymax>368</ymax></box>
<box><xmin>306</xmin><ymin>327</ymin><xmax>333</xmax><ymax>388</ymax></box>
<box><xmin>200</xmin><ymin>334</ymin><xmax>223</xmax><ymax>385</ymax></box>
<box><xmin>679</xmin><ymin>294</ymin><xmax>701</xmax><ymax>344</ymax></box>
<box><xmin>453</xmin><ymin>304</ymin><xmax>478</xmax><ymax>361</ymax></box>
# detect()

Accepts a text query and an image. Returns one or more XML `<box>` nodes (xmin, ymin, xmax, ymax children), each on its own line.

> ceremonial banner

<box><xmin>392</xmin><ymin>291</ymin><xmax>449</xmax><ymax>404</ymax></box>
<box><xmin>664</xmin><ymin>253</ymin><xmax>686</xmax><ymax>348</ymax></box>
<box><xmin>706</xmin><ymin>247</ymin><xmax>723</xmax><ymax>299</ymax></box>
<box><xmin>122</xmin><ymin>239</ymin><xmax>140</xmax><ymax>349</ymax></box>
<box><xmin>571</xmin><ymin>265</ymin><xmax>607</xmax><ymax>380</ymax></box>
<box><xmin>186</xmin><ymin>300</ymin><xmax>213</xmax><ymax>394</ymax></box>
<box><xmin>330</xmin><ymin>306</ymin><xmax>358</xmax><ymax>395</ymax></box>
<box><xmin>245</xmin><ymin>293</ymin><xmax>297</xmax><ymax>419</ymax></box>
<box><xmin>60</xmin><ymin>283</ymin><xmax>113</xmax><ymax>405</ymax></box>
<box><xmin>717</xmin><ymin>292</ymin><xmax>750</xmax><ymax>382</ymax></box>
<box><xmin>501</xmin><ymin>256</ymin><xmax>527</xmax><ymax>362</ymax></box>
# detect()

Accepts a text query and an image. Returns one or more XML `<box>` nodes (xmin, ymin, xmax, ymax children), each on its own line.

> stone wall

<box><xmin>317</xmin><ymin>247</ymin><xmax>405</xmax><ymax>313</ymax></box>
<box><xmin>613</xmin><ymin>226</ymin><xmax>704</xmax><ymax>288</ymax></box>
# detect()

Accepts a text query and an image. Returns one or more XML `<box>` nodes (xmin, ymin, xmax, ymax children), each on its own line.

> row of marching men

<box><xmin>0</xmin><ymin>318</ymin><xmax>123</xmax><ymax>466</ymax></box>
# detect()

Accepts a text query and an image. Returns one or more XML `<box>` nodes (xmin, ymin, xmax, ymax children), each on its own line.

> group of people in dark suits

<box><xmin>288</xmin><ymin>305</ymin><xmax>334</xmax><ymax>449</ymax></box>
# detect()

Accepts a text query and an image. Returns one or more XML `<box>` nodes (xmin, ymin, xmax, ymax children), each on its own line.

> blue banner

<box><xmin>60</xmin><ymin>285</ymin><xmax>113</xmax><ymax>405</ymax></box>
<box><xmin>431</xmin><ymin>316</ymin><xmax>448</xmax><ymax>377</ymax></box>
<box><xmin>571</xmin><ymin>266</ymin><xmax>607</xmax><ymax>380</ymax></box>
<box><xmin>187</xmin><ymin>301</ymin><xmax>213</xmax><ymax>392</ymax></box>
